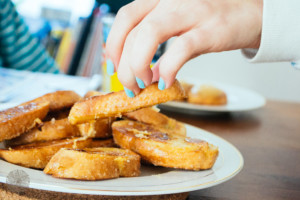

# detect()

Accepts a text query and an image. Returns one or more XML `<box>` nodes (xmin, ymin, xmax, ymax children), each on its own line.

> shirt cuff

<box><xmin>242</xmin><ymin>0</ymin><xmax>300</xmax><ymax>63</ymax></box>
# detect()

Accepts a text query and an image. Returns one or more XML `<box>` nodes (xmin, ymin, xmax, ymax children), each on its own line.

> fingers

<box><xmin>107</xmin><ymin>0</ymin><xmax>213</xmax><ymax>96</ymax></box>
<box><xmin>118</xmin><ymin>24</ymin><xmax>207</xmax><ymax>94</ymax></box>
<box><xmin>116</xmin><ymin>1</ymin><xmax>190</xmax><ymax>94</ymax></box>
<box><xmin>158</xmin><ymin>29</ymin><xmax>210</xmax><ymax>89</ymax></box>
<box><xmin>129</xmin><ymin>6</ymin><xmax>193</xmax><ymax>87</ymax></box>
<box><xmin>117</xmin><ymin>29</ymin><xmax>141</xmax><ymax>97</ymax></box>
<box><xmin>106</xmin><ymin>0</ymin><xmax>159</xmax><ymax>72</ymax></box>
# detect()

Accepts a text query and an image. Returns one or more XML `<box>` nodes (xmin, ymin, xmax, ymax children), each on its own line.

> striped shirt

<box><xmin>0</xmin><ymin>0</ymin><xmax>60</xmax><ymax>73</ymax></box>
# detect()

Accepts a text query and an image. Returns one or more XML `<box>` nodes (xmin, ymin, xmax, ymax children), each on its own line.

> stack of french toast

<box><xmin>0</xmin><ymin>80</ymin><xmax>219</xmax><ymax>181</ymax></box>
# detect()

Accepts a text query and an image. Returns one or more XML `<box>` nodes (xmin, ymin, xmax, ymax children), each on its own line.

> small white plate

<box><xmin>159</xmin><ymin>81</ymin><xmax>266</xmax><ymax>114</ymax></box>
<box><xmin>0</xmin><ymin>124</ymin><xmax>243</xmax><ymax>196</ymax></box>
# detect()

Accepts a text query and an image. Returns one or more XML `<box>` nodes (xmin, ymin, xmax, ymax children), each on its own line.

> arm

<box><xmin>0</xmin><ymin>0</ymin><xmax>60</xmax><ymax>73</ymax></box>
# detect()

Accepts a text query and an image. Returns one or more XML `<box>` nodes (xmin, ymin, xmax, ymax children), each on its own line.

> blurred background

<box><xmin>11</xmin><ymin>0</ymin><xmax>300</xmax><ymax>103</ymax></box>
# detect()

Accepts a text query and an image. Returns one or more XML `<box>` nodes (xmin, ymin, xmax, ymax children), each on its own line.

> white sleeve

<box><xmin>242</xmin><ymin>0</ymin><xmax>300</xmax><ymax>63</ymax></box>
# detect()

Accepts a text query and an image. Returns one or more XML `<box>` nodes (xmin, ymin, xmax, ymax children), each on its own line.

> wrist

<box><xmin>248</xmin><ymin>0</ymin><xmax>263</xmax><ymax>49</ymax></box>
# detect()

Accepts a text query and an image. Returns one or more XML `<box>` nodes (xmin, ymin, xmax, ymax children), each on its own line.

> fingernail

<box><xmin>136</xmin><ymin>77</ymin><xmax>145</xmax><ymax>89</ymax></box>
<box><xmin>158</xmin><ymin>77</ymin><xmax>165</xmax><ymax>90</ymax></box>
<box><xmin>124</xmin><ymin>87</ymin><xmax>135</xmax><ymax>98</ymax></box>
<box><xmin>106</xmin><ymin>59</ymin><xmax>114</xmax><ymax>75</ymax></box>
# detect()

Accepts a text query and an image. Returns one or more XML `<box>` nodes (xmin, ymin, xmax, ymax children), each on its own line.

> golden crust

<box><xmin>5</xmin><ymin>118</ymin><xmax>80</xmax><ymax>147</ymax></box>
<box><xmin>68</xmin><ymin>80</ymin><xmax>186</xmax><ymax>124</ymax></box>
<box><xmin>83</xmin><ymin>91</ymin><xmax>104</xmax><ymax>98</ymax></box>
<box><xmin>0</xmin><ymin>102</ymin><xmax>50</xmax><ymax>142</ymax></box>
<box><xmin>0</xmin><ymin>137</ymin><xmax>92</xmax><ymax>169</ymax></box>
<box><xmin>89</xmin><ymin>138</ymin><xmax>116</xmax><ymax>148</ymax></box>
<box><xmin>124</xmin><ymin>107</ymin><xmax>186</xmax><ymax>136</ymax></box>
<box><xmin>77</xmin><ymin>117</ymin><xmax>115</xmax><ymax>138</ymax></box>
<box><xmin>188</xmin><ymin>85</ymin><xmax>227</xmax><ymax>105</ymax></box>
<box><xmin>44</xmin><ymin>147</ymin><xmax>141</xmax><ymax>180</ymax></box>
<box><xmin>22</xmin><ymin>90</ymin><xmax>82</xmax><ymax>111</ymax></box>
<box><xmin>112</xmin><ymin>120</ymin><xmax>219</xmax><ymax>170</ymax></box>
<box><xmin>82</xmin><ymin>92</ymin><xmax>113</xmax><ymax>138</ymax></box>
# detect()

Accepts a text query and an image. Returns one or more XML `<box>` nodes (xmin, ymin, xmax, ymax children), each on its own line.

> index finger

<box><xmin>106</xmin><ymin>0</ymin><xmax>159</xmax><ymax>69</ymax></box>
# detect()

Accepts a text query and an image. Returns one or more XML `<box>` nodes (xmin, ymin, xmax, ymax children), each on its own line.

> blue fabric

<box><xmin>0</xmin><ymin>0</ymin><xmax>60</xmax><ymax>73</ymax></box>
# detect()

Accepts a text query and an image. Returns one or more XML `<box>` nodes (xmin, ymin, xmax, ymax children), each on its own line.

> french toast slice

<box><xmin>188</xmin><ymin>85</ymin><xmax>227</xmax><ymax>105</ymax></box>
<box><xmin>84</xmin><ymin>91</ymin><xmax>104</xmax><ymax>98</ymax></box>
<box><xmin>0</xmin><ymin>102</ymin><xmax>50</xmax><ymax>142</ymax></box>
<box><xmin>44</xmin><ymin>147</ymin><xmax>141</xmax><ymax>180</ymax></box>
<box><xmin>79</xmin><ymin>91</ymin><xmax>114</xmax><ymax>138</ymax></box>
<box><xmin>179</xmin><ymin>81</ymin><xmax>194</xmax><ymax>101</ymax></box>
<box><xmin>69</xmin><ymin>80</ymin><xmax>186</xmax><ymax>124</ymax></box>
<box><xmin>22</xmin><ymin>90</ymin><xmax>82</xmax><ymax>111</ymax></box>
<box><xmin>0</xmin><ymin>137</ymin><xmax>91</xmax><ymax>169</ymax></box>
<box><xmin>77</xmin><ymin>117</ymin><xmax>115</xmax><ymax>138</ymax></box>
<box><xmin>89</xmin><ymin>138</ymin><xmax>116</xmax><ymax>148</ymax></box>
<box><xmin>112</xmin><ymin>120</ymin><xmax>219</xmax><ymax>170</ymax></box>
<box><xmin>5</xmin><ymin>118</ymin><xmax>81</xmax><ymax>147</ymax></box>
<box><xmin>124</xmin><ymin>107</ymin><xmax>186</xmax><ymax>136</ymax></box>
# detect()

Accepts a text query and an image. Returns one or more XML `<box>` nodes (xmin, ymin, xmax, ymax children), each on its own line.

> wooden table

<box><xmin>161</xmin><ymin>100</ymin><xmax>300</xmax><ymax>200</ymax></box>
<box><xmin>1</xmin><ymin>100</ymin><xmax>299</xmax><ymax>200</ymax></box>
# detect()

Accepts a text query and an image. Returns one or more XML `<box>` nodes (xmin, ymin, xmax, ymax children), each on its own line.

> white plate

<box><xmin>0</xmin><ymin>124</ymin><xmax>243</xmax><ymax>196</ymax></box>
<box><xmin>159</xmin><ymin>81</ymin><xmax>266</xmax><ymax>114</ymax></box>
